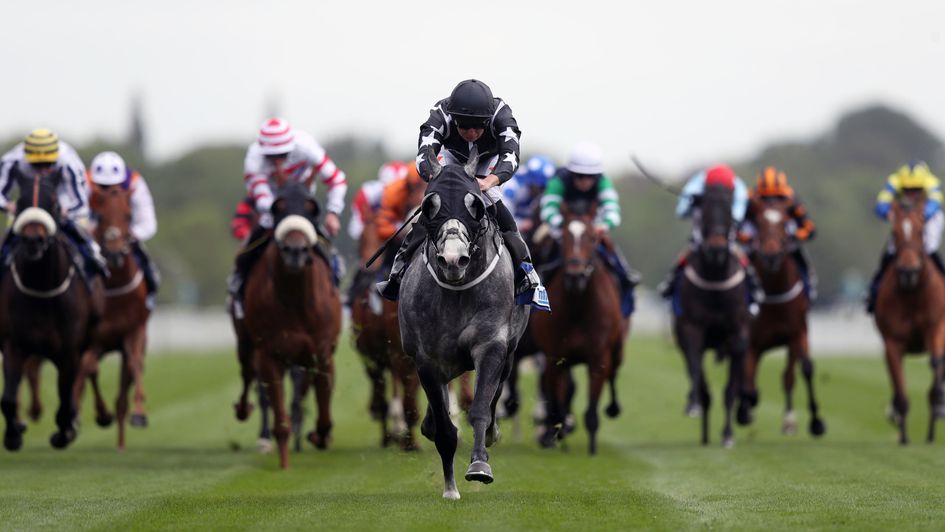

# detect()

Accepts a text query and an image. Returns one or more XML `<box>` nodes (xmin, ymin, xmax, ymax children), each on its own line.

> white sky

<box><xmin>3</xmin><ymin>0</ymin><xmax>944</xmax><ymax>174</ymax></box>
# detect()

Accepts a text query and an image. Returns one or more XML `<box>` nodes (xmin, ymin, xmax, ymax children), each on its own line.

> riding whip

<box><xmin>630</xmin><ymin>155</ymin><xmax>682</xmax><ymax>196</ymax></box>
<box><xmin>364</xmin><ymin>208</ymin><xmax>423</xmax><ymax>269</ymax></box>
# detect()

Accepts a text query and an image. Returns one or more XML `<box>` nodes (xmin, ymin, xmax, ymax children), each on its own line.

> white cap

<box><xmin>90</xmin><ymin>151</ymin><xmax>127</xmax><ymax>186</ymax></box>
<box><xmin>566</xmin><ymin>141</ymin><xmax>604</xmax><ymax>175</ymax></box>
<box><xmin>257</xmin><ymin>118</ymin><xmax>296</xmax><ymax>155</ymax></box>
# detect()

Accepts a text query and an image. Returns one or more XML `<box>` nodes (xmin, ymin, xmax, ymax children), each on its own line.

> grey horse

<box><xmin>398</xmin><ymin>158</ymin><xmax>529</xmax><ymax>500</ymax></box>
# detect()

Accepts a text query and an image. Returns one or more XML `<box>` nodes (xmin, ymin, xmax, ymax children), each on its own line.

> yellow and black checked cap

<box><xmin>24</xmin><ymin>128</ymin><xmax>59</xmax><ymax>164</ymax></box>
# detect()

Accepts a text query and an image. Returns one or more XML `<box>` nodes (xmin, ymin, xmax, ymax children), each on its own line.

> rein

<box><xmin>683</xmin><ymin>264</ymin><xmax>745</xmax><ymax>291</ymax></box>
<box><xmin>11</xmin><ymin>262</ymin><xmax>76</xmax><ymax>299</ymax></box>
<box><xmin>760</xmin><ymin>280</ymin><xmax>804</xmax><ymax>304</ymax></box>
<box><xmin>105</xmin><ymin>270</ymin><xmax>144</xmax><ymax>298</ymax></box>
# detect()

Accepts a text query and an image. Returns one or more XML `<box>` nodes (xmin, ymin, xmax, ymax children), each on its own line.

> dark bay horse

<box><xmin>241</xmin><ymin>181</ymin><xmax>341</xmax><ymax>468</ymax></box>
<box><xmin>350</xmin><ymin>182</ymin><xmax>425</xmax><ymax>450</ymax></box>
<box><xmin>737</xmin><ymin>197</ymin><xmax>825</xmax><ymax>437</ymax></box>
<box><xmin>70</xmin><ymin>183</ymin><xmax>153</xmax><ymax>449</ymax></box>
<box><xmin>398</xmin><ymin>160</ymin><xmax>528</xmax><ymax>499</ymax></box>
<box><xmin>672</xmin><ymin>185</ymin><xmax>751</xmax><ymax>447</ymax></box>
<box><xmin>531</xmin><ymin>204</ymin><xmax>626</xmax><ymax>454</ymax></box>
<box><xmin>0</xmin><ymin>176</ymin><xmax>104</xmax><ymax>451</ymax></box>
<box><xmin>874</xmin><ymin>195</ymin><xmax>945</xmax><ymax>444</ymax></box>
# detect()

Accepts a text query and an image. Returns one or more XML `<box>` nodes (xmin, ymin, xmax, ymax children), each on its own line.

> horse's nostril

<box><xmin>458</xmin><ymin>255</ymin><xmax>470</xmax><ymax>268</ymax></box>
<box><xmin>436</xmin><ymin>256</ymin><xmax>448</xmax><ymax>269</ymax></box>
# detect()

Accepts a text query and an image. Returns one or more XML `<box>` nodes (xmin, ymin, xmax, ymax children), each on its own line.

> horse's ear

<box><xmin>464</xmin><ymin>192</ymin><xmax>486</xmax><ymax>221</ymax></box>
<box><xmin>421</xmin><ymin>192</ymin><xmax>441</xmax><ymax>220</ymax></box>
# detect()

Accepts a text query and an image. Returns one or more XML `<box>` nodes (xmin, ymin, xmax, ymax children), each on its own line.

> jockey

<box><xmin>345</xmin><ymin>161</ymin><xmax>409</xmax><ymax>305</ymax></box>
<box><xmin>739</xmin><ymin>166</ymin><xmax>818</xmax><ymax>299</ymax></box>
<box><xmin>87</xmin><ymin>151</ymin><xmax>161</xmax><ymax>308</ymax></box>
<box><xmin>377</xmin><ymin>79</ymin><xmax>549</xmax><ymax>311</ymax></box>
<box><xmin>503</xmin><ymin>155</ymin><xmax>556</xmax><ymax>234</ymax></box>
<box><xmin>376</xmin><ymin>162</ymin><xmax>425</xmax><ymax>243</ymax></box>
<box><xmin>348</xmin><ymin>161</ymin><xmax>408</xmax><ymax>241</ymax></box>
<box><xmin>227</xmin><ymin>118</ymin><xmax>348</xmax><ymax>318</ymax></box>
<box><xmin>0</xmin><ymin>128</ymin><xmax>107</xmax><ymax>280</ymax></box>
<box><xmin>866</xmin><ymin>160</ymin><xmax>945</xmax><ymax>313</ymax></box>
<box><xmin>538</xmin><ymin>142</ymin><xmax>639</xmax><ymax>317</ymax></box>
<box><xmin>658</xmin><ymin>164</ymin><xmax>762</xmax><ymax>313</ymax></box>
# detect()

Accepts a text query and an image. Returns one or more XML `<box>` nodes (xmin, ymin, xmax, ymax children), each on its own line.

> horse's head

<box><xmin>560</xmin><ymin>202</ymin><xmax>599</xmax><ymax>294</ymax></box>
<box><xmin>13</xmin><ymin>176</ymin><xmax>60</xmax><ymax>262</ymax></box>
<box><xmin>890</xmin><ymin>194</ymin><xmax>926</xmax><ymax>290</ymax></box>
<box><xmin>699</xmin><ymin>185</ymin><xmax>734</xmax><ymax>267</ymax></box>
<box><xmin>421</xmin><ymin>162</ymin><xmax>487</xmax><ymax>284</ymax></box>
<box><xmin>272</xmin><ymin>181</ymin><xmax>320</xmax><ymax>272</ymax></box>
<box><xmin>91</xmin><ymin>184</ymin><xmax>133</xmax><ymax>269</ymax></box>
<box><xmin>750</xmin><ymin>196</ymin><xmax>791</xmax><ymax>273</ymax></box>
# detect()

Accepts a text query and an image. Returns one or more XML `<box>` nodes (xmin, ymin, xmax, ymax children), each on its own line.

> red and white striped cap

<box><xmin>257</xmin><ymin>118</ymin><xmax>296</xmax><ymax>155</ymax></box>
<box><xmin>377</xmin><ymin>161</ymin><xmax>408</xmax><ymax>185</ymax></box>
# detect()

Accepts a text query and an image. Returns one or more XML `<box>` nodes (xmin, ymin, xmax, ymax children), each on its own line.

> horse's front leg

<box><xmin>308</xmin><ymin>355</ymin><xmax>334</xmax><ymax>450</ymax></box>
<box><xmin>1</xmin><ymin>347</ymin><xmax>27</xmax><ymax>451</ymax></box>
<box><xmin>258</xmin><ymin>352</ymin><xmax>289</xmax><ymax>468</ymax></box>
<box><xmin>927</xmin><ymin>324</ymin><xmax>945</xmax><ymax>443</ymax></box>
<box><xmin>417</xmin><ymin>364</ymin><xmax>459</xmax><ymax>500</ymax></box>
<box><xmin>50</xmin><ymin>353</ymin><xmax>79</xmax><ymax>449</ymax></box>
<box><xmin>883</xmin><ymin>338</ymin><xmax>910</xmax><ymax>445</ymax></box>
<box><xmin>126</xmin><ymin>326</ymin><xmax>149</xmax><ymax>428</ymax></box>
<box><xmin>737</xmin><ymin>342</ymin><xmax>761</xmax><ymax>427</ymax></box>
<box><xmin>794</xmin><ymin>332</ymin><xmax>826</xmax><ymax>437</ymax></box>
<box><xmin>465</xmin><ymin>342</ymin><xmax>507</xmax><ymax>484</ymax></box>
<box><xmin>722</xmin><ymin>333</ymin><xmax>747</xmax><ymax>448</ymax></box>
<box><xmin>23</xmin><ymin>357</ymin><xmax>43</xmax><ymax>422</ymax></box>
<box><xmin>233</xmin><ymin>331</ymin><xmax>255</xmax><ymax>422</ymax></box>
<box><xmin>585</xmin><ymin>352</ymin><xmax>611</xmax><ymax>455</ymax></box>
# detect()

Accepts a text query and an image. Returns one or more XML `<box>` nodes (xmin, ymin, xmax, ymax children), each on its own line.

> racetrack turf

<box><xmin>2</xmin><ymin>333</ymin><xmax>944</xmax><ymax>530</ymax></box>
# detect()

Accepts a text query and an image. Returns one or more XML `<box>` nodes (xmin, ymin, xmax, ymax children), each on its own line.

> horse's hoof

<box><xmin>605</xmin><ymin>403</ymin><xmax>621</xmax><ymax>419</ymax></box>
<box><xmin>381</xmin><ymin>432</ymin><xmax>393</xmax><ymax>448</ymax></box>
<box><xmin>400</xmin><ymin>438</ymin><xmax>421</xmax><ymax>452</ymax></box>
<box><xmin>50</xmin><ymin>430</ymin><xmax>76</xmax><ymax>449</ymax></box>
<box><xmin>442</xmin><ymin>488</ymin><xmax>461</xmax><ymax>500</ymax></box>
<box><xmin>28</xmin><ymin>405</ymin><xmax>42</xmax><ymax>422</ymax></box>
<box><xmin>722</xmin><ymin>436</ymin><xmax>735</xmax><ymax>449</ymax></box>
<box><xmin>935</xmin><ymin>405</ymin><xmax>945</xmax><ymax>419</ymax></box>
<box><xmin>735</xmin><ymin>405</ymin><xmax>753</xmax><ymax>426</ymax></box>
<box><xmin>464</xmin><ymin>461</ymin><xmax>493</xmax><ymax>484</ymax></box>
<box><xmin>129</xmin><ymin>414</ymin><xmax>148</xmax><ymax>428</ymax></box>
<box><xmin>4</xmin><ymin>431</ymin><xmax>23</xmax><ymax>452</ymax></box>
<box><xmin>561</xmin><ymin>415</ymin><xmax>577</xmax><ymax>437</ymax></box>
<box><xmin>307</xmin><ymin>431</ymin><xmax>331</xmax><ymax>450</ymax></box>
<box><xmin>257</xmin><ymin>438</ymin><xmax>273</xmax><ymax>454</ymax></box>
<box><xmin>810</xmin><ymin>418</ymin><xmax>826</xmax><ymax>437</ymax></box>
<box><xmin>685</xmin><ymin>401</ymin><xmax>702</xmax><ymax>418</ymax></box>
<box><xmin>782</xmin><ymin>411</ymin><xmax>798</xmax><ymax>435</ymax></box>
<box><xmin>537</xmin><ymin>430</ymin><xmax>557</xmax><ymax>449</ymax></box>
<box><xmin>234</xmin><ymin>402</ymin><xmax>253</xmax><ymax>422</ymax></box>
<box><xmin>96</xmin><ymin>412</ymin><xmax>114</xmax><ymax>428</ymax></box>
<box><xmin>485</xmin><ymin>424</ymin><xmax>501</xmax><ymax>448</ymax></box>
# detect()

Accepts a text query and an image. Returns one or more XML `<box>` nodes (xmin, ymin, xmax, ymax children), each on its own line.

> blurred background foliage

<box><xmin>2</xmin><ymin>103</ymin><xmax>942</xmax><ymax>308</ymax></box>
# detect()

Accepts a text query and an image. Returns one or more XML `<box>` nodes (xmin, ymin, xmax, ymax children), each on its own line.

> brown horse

<box><xmin>349</xmin><ymin>197</ymin><xmax>422</xmax><ymax>450</ymax></box>
<box><xmin>874</xmin><ymin>195</ymin><xmax>945</xmax><ymax>444</ymax></box>
<box><xmin>1</xmin><ymin>176</ymin><xmax>104</xmax><ymax>451</ymax></box>
<box><xmin>532</xmin><ymin>204</ymin><xmax>626</xmax><ymax>454</ymax></box>
<box><xmin>71</xmin><ymin>184</ymin><xmax>152</xmax><ymax>449</ymax></box>
<box><xmin>737</xmin><ymin>196</ymin><xmax>826</xmax><ymax>437</ymax></box>
<box><xmin>242</xmin><ymin>182</ymin><xmax>341</xmax><ymax>468</ymax></box>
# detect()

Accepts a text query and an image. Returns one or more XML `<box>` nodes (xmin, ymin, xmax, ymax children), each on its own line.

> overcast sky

<box><xmin>3</xmin><ymin>0</ymin><xmax>944</xmax><ymax>175</ymax></box>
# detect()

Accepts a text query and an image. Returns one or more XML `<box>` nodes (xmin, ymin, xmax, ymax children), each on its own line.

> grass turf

<box><xmin>1</xmin><ymin>332</ymin><xmax>944</xmax><ymax>531</ymax></box>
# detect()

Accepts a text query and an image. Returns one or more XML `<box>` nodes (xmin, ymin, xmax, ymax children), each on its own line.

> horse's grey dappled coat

<box><xmin>398</xmin><ymin>162</ymin><xmax>528</xmax><ymax>499</ymax></box>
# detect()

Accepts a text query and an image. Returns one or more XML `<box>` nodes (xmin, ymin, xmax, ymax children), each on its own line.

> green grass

<box><xmin>2</xmin><ymin>333</ymin><xmax>945</xmax><ymax>531</ymax></box>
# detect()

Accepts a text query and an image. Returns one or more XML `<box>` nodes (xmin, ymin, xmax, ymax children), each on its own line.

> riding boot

<box><xmin>131</xmin><ymin>241</ymin><xmax>160</xmax><ymax>309</ymax></box>
<box><xmin>493</xmin><ymin>201</ymin><xmax>549</xmax><ymax>310</ymax></box>
<box><xmin>792</xmin><ymin>247</ymin><xmax>818</xmax><ymax>301</ymax></box>
<box><xmin>377</xmin><ymin>224</ymin><xmax>426</xmax><ymax>301</ymax></box>
<box><xmin>931</xmin><ymin>252</ymin><xmax>945</xmax><ymax>276</ymax></box>
<box><xmin>61</xmin><ymin>219</ymin><xmax>109</xmax><ymax>280</ymax></box>
<box><xmin>866</xmin><ymin>250</ymin><xmax>895</xmax><ymax>314</ymax></box>
<box><xmin>228</xmin><ymin>224</ymin><xmax>270</xmax><ymax>319</ymax></box>
<box><xmin>597</xmin><ymin>243</ymin><xmax>640</xmax><ymax>317</ymax></box>
<box><xmin>658</xmin><ymin>263</ymin><xmax>681</xmax><ymax>300</ymax></box>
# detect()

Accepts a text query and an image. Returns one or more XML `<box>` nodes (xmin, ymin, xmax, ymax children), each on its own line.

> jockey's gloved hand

<box><xmin>255</xmin><ymin>196</ymin><xmax>274</xmax><ymax>213</ymax></box>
